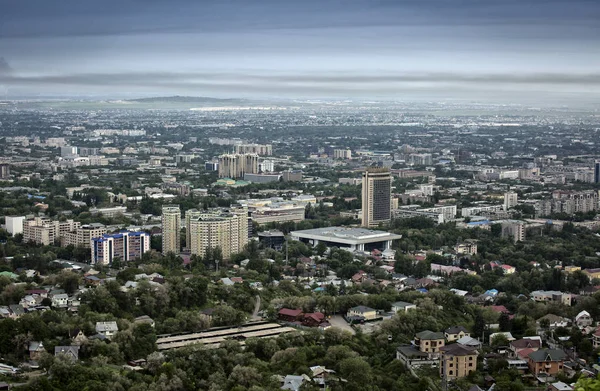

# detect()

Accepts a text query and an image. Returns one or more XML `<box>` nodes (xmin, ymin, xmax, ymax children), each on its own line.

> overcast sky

<box><xmin>1</xmin><ymin>0</ymin><xmax>599</xmax><ymax>102</ymax></box>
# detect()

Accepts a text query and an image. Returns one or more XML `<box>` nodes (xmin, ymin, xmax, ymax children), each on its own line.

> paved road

<box><xmin>251</xmin><ymin>295</ymin><xmax>261</xmax><ymax>320</ymax></box>
<box><xmin>328</xmin><ymin>315</ymin><xmax>356</xmax><ymax>334</ymax></box>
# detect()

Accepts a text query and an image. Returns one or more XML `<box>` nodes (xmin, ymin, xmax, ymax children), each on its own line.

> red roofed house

<box><xmin>490</xmin><ymin>305</ymin><xmax>510</xmax><ymax>314</ymax></box>
<box><xmin>303</xmin><ymin>312</ymin><xmax>325</xmax><ymax>327</ymax></box>
<box><xmin>278</xmin><ymin>308</ymin><xmax>303</xmax><ymax>322</ymax></box>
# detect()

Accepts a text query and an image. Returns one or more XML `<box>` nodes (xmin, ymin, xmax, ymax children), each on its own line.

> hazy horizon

<box><xmin>1</xmin><ymin>0</ymin><xmax>599</xmax><ymax>104</ymax></box>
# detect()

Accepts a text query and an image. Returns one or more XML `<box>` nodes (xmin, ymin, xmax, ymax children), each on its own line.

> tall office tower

<box><xmin>595</xmin><ymin>161</ymin><xmax>600</xmax><ymax>183</ymax></box>
<box><xmin>503</xmin><ymin>191</ymin><xmax>518</xmax><ymax>211</ymax></box>
<box><xmin>362</xmin><ymin>168</ymin><xmax>392</xmax><ymax>228</ymax></box>
<box><xmin>161</xmin><ymin>205</ymin><xmax>181</xmax><ymax>254</ymax></box>
<box><xmin>218</xmin><ymin>153</ymin><xmax>259</xmax><ymax>178</ymax></box>
<box><xmin>0</xmin><ymin>164</ymin><xmax>10</xmax><ymax>179</ymax></box>
<box><xmin>188</xmin><ymin>208</ymin><xmax>249</xmax><ymax>260</ymax></box>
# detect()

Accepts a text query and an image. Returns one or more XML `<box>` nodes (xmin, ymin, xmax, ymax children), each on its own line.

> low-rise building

<box><xmin>444</xmin><ymin>326</ymin><xmax>470</xmax><ymax>342</ymax></box>
<box><xmin>96</xmin><ymin>321</ymin><xmax>119</xmax><ymax>339</ymax></box>
<box><xmin>346</xmin><ymin>306</ymin><xmax>377</xmax><ymax>321</ymax></box>
<box><xmin>291</xmin><ymin>227</ymin><xmax>402</xmax><ymax>252</ymax></box>
<box><xmin>527</xmin><ymin>349</ymin><xmax>567</xmax><ymax>375</ymax></box>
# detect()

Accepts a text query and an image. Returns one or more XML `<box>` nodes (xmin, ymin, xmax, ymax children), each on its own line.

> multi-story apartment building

<box><xmin>461</xmin><ymin>204</ymin><xmax>504</xmax><ymax>218</ymax></box>
<box><xmin>333</xmin><ymin>149</ymin><xmax>352</xmax><ymax>159</ymax></box>
<box><xmin>91</xmin><ymin>231</ymin><xmax>150</xmax><ymax>265</ymax></box>
<box><xmin>440</xmin><ymin>344</ymin><xmax>479</xmax><ymax>380</ymax></box>
<box><xmin>5</xmin><ymin>216</ymin><xmax>25</xmax><ymax>236</ymax></box>
<box><xmin>62</xmin><ymin>223</ymin><xmax>107</xmax><ymax>248</ymax></box>
<box><xmin>0</xmin><ymin>164</ymin><xmax>10</xmax><ymax>179</ymax></box>
<box><xmin>362</xmin><ymin>168</ymin><xmax>392</xmax><ymax>228</ymax></box>
<box><xmin>504</xmin><ymin>191</ymin><xmax>518</xmax><ymax>211</ymax></box>
<box><xmin>161</xmin><ymin>205</ymin><xmax>181</xmax><ymax>254</ymax></box>
<box><xmin>218</xmin><ymin>153</ymin><xmax>259</xmax><ymax>179</ymax></box>
<box><xmin>23</xmin><ymin>218</ymin><xmax>80</xmax><ymax>246</ymax></box>
<box><xmin>187</xmin><ymin>208</ymin><xmax>249</xmax><ymax>260</ymax></box>
<box><xmin>234</xmin><ymin>143</ymin><xmax>272</xmax><ymax>156</ymax></box>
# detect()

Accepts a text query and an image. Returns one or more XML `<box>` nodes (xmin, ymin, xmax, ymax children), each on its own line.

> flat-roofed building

<box><xmin>290</xmin><ymin>226</ymin><xmax>401</xmax><ymax>252</ymax></box>
<box><xmin>161</xmin><ymin>205</ymin><xmax>181</xmax><ymax>254</ymax></box>
<box><xmin>92</xmin><ymin>231</ymin><xmax>150</xmax><ymax>265</ymax></box>
<box><xmin>62</xmin><ymin>223</ymin><xmax>107</xmax><ymax>248</ymax></box>
<box><xmin>188</xmin><ymin>208</ymin><xmax>249</xmax><ymax>260</ymax></box>
<box><xmin>23</xmin><ymin>217</ymin><xmax>80</xmax><ymax>246</ymax></box>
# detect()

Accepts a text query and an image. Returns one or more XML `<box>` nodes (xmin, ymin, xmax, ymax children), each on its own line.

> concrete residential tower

<box><xmin>161</xmin><ymin>205</ymin><xmax>181</xmax><ymax>254</ymax></box>
<box><xmin>362</xmin><ymin>168</ymin><xmax>392</xmax><ymax>227</ymax></box>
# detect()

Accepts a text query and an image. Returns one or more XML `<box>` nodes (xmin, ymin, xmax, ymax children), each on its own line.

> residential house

<box><xmin>536</xmin><ymin>314</ymin><xmax>570</xmax><ymax>330</ymax></box>
<box><xmin>456</xmin><ymin>336</ymin><xmax>482</xmax><ymax>349</ymax></box>
<box><xmin>54</xmin><ymin>345</ymin><xmax>80</xmax><ymax>360</ymax></box>
<box><xmin>281</xmin><ymin>374</ymin><xmax>311</xmax><ymax>391</ymax></box>
<box><xmin>51</xmin><ymin>293</ymin><xmax>69</xmax><ymax>308</ymax></box>
<box><xmin>70</xmin><ymin>329</ymin><xmax>87</xmax><ymax>345</ymax></box>
<box><xmin>346</xmin><ymin>306</ymin><xmax>377</xmax><ymax>321</ymax></box>
<box><xmin>29</xmin><ymin>341</ymin><xmax>45</xmax><ymax>360</ymax></box>
<box><xmin>415</xmin><ymin>330</ymin><xmax>445</xmax><ymax>357</ymax></box>
<box><xmin>527</xmin><ymin>349</ymin><xmax>567</xmax><ymax>375</ymax></box>
<box><xmin>549</xmin><ymin>381</ymin><xmax>573</xmax><ymax>391</ymax></box>
<box><xmin>445</xmin><ymin>326</ymin><xmax>470</xmax><ymax>342</ymax></box>
<box><xmin>575</xmin><ymin>310</ymin><xmax>593</xmax><ymax>329</ymax></box>
<box><xmin>278</xmin><ymin>308</ymin><xmax>303</xmax><ymax>322</ymax></box>
<box><xmin>391</xmin><ymin>301</ymin><xmax>417</xmax><ymax>313</ymax></box>
<box><xmin>302</xmin><ymin>312</ymin><xmax>326</xmax><ymax>328</ymax></box>
<box><xmin>531</xmin><ymin>290</ymin><xmax>572</xmax><ymax>306</ymax></box>
<box><xmin>510</xmin><ymin>338</ymin><xmax>541</xmax><ymax>358</ymax></box>
<box><xmin>9</xmin><ymin>304</ymin><xmax>25</xmax><ymax>318</ymax></box>
<box><xmin>96</xmin><ymin>321</ymin><xmax>119</xmax><ymax>339</ymax></box>
<box><xmin>440</xmin><ymin>343</ymin><xmax>479</xmax><ymax>380</ymax></box>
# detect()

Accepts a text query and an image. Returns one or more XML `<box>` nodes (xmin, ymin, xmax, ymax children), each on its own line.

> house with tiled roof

<box><xmin>510</xmin><ymin>338</ymin><xmax>541</xmax><ymax>358</ymax></box>
<box><xmin>415</xmin><ymin>330</ymin><xmax>445</xmax><ymax>356</ymax></box>
<box><xmin>527</xmin><ymin>349</ymin><xmax>567</xmax><ymax>375</ymax></box>
<box><xmin>445</xmin><ymin>326</ymin><xmax>470</xmax><ymax>342</ymax></box>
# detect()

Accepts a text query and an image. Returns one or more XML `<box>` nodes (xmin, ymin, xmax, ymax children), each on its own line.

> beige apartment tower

<box><xmin>161</xmin><ymin>205</ymin><xmax>181</xmax><ymax>254</ymax></box>
<box><xmin>362</xmin><ymin>168</ymin><xmax>392</xmax><ymax>227</ymax></box>
<box><xmin>187</xmin><ymin>208</ymin><xmax>249</xmax><ymax>260</ymax></box>
<box><xmin>218</xmin><ymin>153</ymin><xmax>259</xmax><ymax>179</ymax></box>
